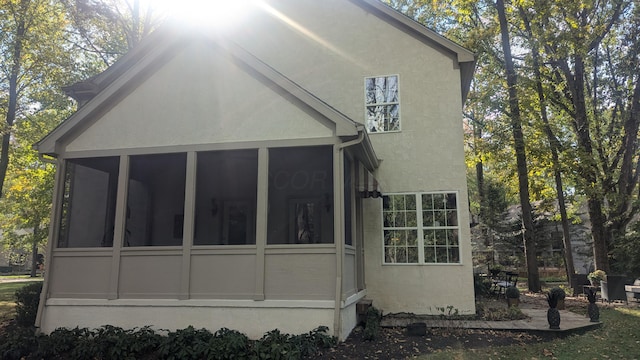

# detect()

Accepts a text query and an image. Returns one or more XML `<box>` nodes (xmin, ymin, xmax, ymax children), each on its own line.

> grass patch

<box><xmin>418</xmin><ymin>307</ymin><xmax>640</xmax><ymax>359</ymax></box>
<box><xmin>0</xmin><ymin>275</ymin><xmax>31</xmax><ymax>281</ymax></box>
<box><xmin>0</xmin><ymin>281</ymin><xmax>41</xmax><ymax>323</ymax></box>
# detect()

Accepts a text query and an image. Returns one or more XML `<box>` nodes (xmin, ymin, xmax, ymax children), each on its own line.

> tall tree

<box><xmin>539</xmin><ymin>0</ymin><xmax>631</xmax><ymax>272</ymax></box>
<box><xmin>0</xmin><ymin>0</ymin><xmax>71</xmax><ymax>196</ymax></box>
<box><xmin>62</xmin><ymin>0</ymin><xmax>162</xmax><ymax>66</ymax></box>
<box><xmin>0</xmin><ymin>0</ymin><xmax>159</xmax><ymax>273</ymax></box>
<box><xmin>518</xmin><ymin>5</ymin><xmax>575</xmax><ymax>286</ymax></box>
<box><xmin>0</xmin><ymin>109</ymin><xmax>61</xmax><ymax>276</ymax></box>
<box><xmin>495</xmin><ymin>0</ymin><xmax>540</xmax><ymax>291</ymax></box>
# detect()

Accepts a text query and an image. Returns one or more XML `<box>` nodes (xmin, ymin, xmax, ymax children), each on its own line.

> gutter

<box><xmin>38</xmin><ymin>153</ymin><xmax>57</xmax><ymax>164</ymax></box>
<box><xmin>337</xmin><ymin>129</ymin><xmax>365</xmax><ymax>150</ymax></box>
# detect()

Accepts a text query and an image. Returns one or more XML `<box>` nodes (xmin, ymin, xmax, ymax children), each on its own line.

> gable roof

<box><xmin>35</xmin><ymin>29</ymin><xmax>364</xmax><ymax>155</ymax></box>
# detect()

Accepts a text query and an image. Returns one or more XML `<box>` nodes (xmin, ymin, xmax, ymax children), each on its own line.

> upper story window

<box><xmin>365</xmin><ymin>75</ymin><xmax>400</xmax><ymax>133</ymax></box>
<box><xmin>383</xmin><ymin>192</ymin><xmax>460</xmax><ymax>264</ymax></box>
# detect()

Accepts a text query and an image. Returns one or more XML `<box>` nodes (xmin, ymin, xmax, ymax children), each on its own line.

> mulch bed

<box><xmin>311</xmin><ymin>292</ymin><xmax>594</xmax><ymax>359</ymax></box>
<box><xmin>310</xmin><ymin>325</ymin><xmax>557</xmax><ymax>359</ymax></box>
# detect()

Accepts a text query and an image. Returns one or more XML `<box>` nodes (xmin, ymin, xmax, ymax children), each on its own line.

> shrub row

<box><xmin>14</xmin><ymin>282</ymin><xmax>43</xmax><ymax>327</ymax></box>
<box><xmin>0</xmin><ymin>324</ymin><xmax>336</xmax><ymax>360</ymax></box>
<box><xmin>363</xmin><ymin>307</ymin><xmax>382</xmax><ymax>341</ymax></box>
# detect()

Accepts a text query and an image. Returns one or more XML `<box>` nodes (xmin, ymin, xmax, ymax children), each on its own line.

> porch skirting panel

<box><xmin>39</xmin><ymin>299</ymin><xmax>354</xmax><ymax>340</ymax></box>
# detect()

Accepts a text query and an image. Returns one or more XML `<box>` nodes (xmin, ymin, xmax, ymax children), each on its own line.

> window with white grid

<box><xmin>383</xmin><ymin>192</ymin><xmax>460</xmax><ymax>264</ymax></box>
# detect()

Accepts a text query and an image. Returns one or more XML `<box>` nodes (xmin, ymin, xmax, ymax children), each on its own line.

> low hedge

<box><xmin>0</xmin><ymin>324</ymin><xmax>336</xmax><ymax>360</ymax></box>
<box><xmin>14</xmin><ymin>282</ymin><xmax>43</xmax><ymax>327</ymax></box>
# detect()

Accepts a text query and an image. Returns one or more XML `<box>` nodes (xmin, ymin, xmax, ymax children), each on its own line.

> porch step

<box><xmin>356</xmin><ymin>299</ymin><xmax>373</xmax><ymax>324</ymax></box>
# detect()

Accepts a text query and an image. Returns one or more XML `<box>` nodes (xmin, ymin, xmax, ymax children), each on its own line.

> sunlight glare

<box><xmin>151</xmin><ymin>0</ymin><xmax>257</xmax><ymax>29</ymax></box>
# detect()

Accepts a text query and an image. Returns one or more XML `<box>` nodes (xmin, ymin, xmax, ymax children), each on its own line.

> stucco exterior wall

<box><xmin>230</xmin><ymin>0</ymin><xmax>460</xmax><ymax>126</ymax></box>
<box><xmin>64</xmin><ymin>43</ymin><xmax>335</xmax><ymax>153</ymax></box>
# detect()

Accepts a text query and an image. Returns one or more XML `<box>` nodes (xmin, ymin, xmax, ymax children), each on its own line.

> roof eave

<box><xmin>355</xmin><ymin>0</ymin><xmax>475</xmax><ymax>62</ymax></box>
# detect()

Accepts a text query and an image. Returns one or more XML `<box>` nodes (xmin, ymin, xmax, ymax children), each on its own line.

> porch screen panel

<box><xmin>267</xmin><ymin>146</ymin><xmax>334</xmax><ymax>244</ymax></box>
<box><xmin>194</xmin><ymin>149</ymin><xmax>258</xmax><ymax>245</ymax></box>
<box><xmin>58</xmin><ymin>157</ymin><xmax>119</xmax><ymax>248</ymax></box>
<box><xmin>125</xmin><ymin>153</ymin><xmax>187</xmax><ymax>246</ymax></box>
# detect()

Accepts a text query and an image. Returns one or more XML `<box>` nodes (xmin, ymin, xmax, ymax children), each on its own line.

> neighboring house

<box><xmin>34</xmin><ymin>0</ymin><xmax>475</xmax><ymax>340</ymax></box>
<box><xmin>0</xmin><ymin>250</ymin><xmax>13</xmax><ymax>273</ymax></box>
<box><xmin>472</xmin><ymin>202</ymin><xmax>593</xmax><ymax>275</ymax></box>
<box><xmin>0</xmin><ymin>229</ymin><xmax>39</xmax><ymax>273</ymax></box>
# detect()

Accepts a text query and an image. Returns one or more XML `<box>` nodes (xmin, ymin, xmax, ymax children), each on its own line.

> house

<box><xmin>472</xmin><ymin>201</ymin><xmax>594</xmax><ymax>276</ymax></box>
<box><xmin>34</xmin><ymin>0</ymin><xmax>475</xmax><ymax>340</ymax></box>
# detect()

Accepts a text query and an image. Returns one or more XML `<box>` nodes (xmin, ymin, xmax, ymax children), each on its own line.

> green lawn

<box><xmin>418</xmin><ymin>307</ymin><xmax>640</xmax><ymax>359</ymax></box>
<box><xmin>0</xmin><ymin>280</ymin><xmax>42</xmax><ymax>323</ymax></box>
<box><xmin>0</xmin><ymin>274</ymin><xmax>31</xmax><ymax>281</ymax></box>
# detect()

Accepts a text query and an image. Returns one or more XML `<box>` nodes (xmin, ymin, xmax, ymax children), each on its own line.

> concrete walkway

<box><xmin>381</xmin><ymin>292</ymin><xmax>607</xmax><ymax>334</ymax></box>
<box><xmin>382</xmin><ymin>308</ymin><xmax>600</xmax><ymax>333</ymax></box>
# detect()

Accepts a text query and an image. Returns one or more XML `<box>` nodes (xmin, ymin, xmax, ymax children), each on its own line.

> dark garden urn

<box><xmin>586</xmin><ymin>287</ymin><xmax>600</xmax><ymax>322</ymax></box>
<box><xmin>546</xmin><ymin>292</ymin><xmax>561</xmax><ymax>330</ymax></box>
<box><xmin>547</xmin><ymin>308</ymin><xmax>561</xmax><ymax>329</ymax></box>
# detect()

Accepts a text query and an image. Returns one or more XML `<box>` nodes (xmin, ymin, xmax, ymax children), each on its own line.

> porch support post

<box><xmin>35</xmin><ymin>158</ymin><xmax>66</xmax><ymax>330</ymax></box>
<box><xmin>333</xmin><ymin>145</ymin><xmax>344</xmax><ymax>339</ymax></box>
<box><xmin>108</xmin><ymin>155</ymin><xmax>129</xmax><ymax>300</ymax></box>
<box><xmin>180</xmin><ymin>151</ymin><xmax>197</xmax><ymax>299</ymax></box>
<box><xmin>254</xmin><ymin>147</ymin><xmax>268</xmax><ymax>300</ymax></box>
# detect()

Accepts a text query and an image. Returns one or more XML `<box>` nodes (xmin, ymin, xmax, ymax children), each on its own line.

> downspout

<box><xmin>333</xmin><ymin>129</ymin><xmax>365</xmax><ymax>339</ymax></box>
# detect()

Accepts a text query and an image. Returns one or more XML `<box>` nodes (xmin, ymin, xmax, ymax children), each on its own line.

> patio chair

<box><xmin>493</xmin><ymin>271</ymin><xmax>518</xmax><ymax>299</ymax></box>
<box><xmin>625</xmin><ymin>279</ymin><xmax>640</xmax><ymax>303</ymax></box>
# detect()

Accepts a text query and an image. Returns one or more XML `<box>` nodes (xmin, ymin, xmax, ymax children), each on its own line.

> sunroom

<box><xmin>41</xmin><ymin>136</ymin><xmax>380</xmax><ymax>338</ymax></box>
<box><xmin>33</xmin><ymin>32</ymin><xmax>383</xmax><ymax>339</ymax></box>
<box><xmin>53</xmin><ymin>143</ymin><xmax>371</xmax><ymax>299</ymax></box>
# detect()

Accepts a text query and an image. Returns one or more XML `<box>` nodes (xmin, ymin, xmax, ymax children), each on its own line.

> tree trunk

<box><xmin>572</xmin><ymin>55</ymin><xmax>610</xmax><ymax>272</ymax></box>
<box><xmin>30</xmin><ymin>217</ymin><xmax>41</xmax><ymax>278</ymax></box>
<box><xmin>522</xmin><ymin>11</ymin><xmax>576</xmax><ymax>286</ymax></box>
<box><xmin>0</xmin><ymin>17</ymin><xmax>24</xmax><ymax>197</ymax></box>
<box><xmin>496</xmin><ymin>0</ymin><xmax>540</xmax><ymax>291</ymax></box>
<box><xmin>474</xmin><ymin>121</ymin><xmax>484</xmax><ymax>203</ymax></box>
<box><xmin>474</xmin><ymin>116</ymin><xmax>484</xmax><ymax>226</ymax></box>
<box><xmin>589</xmin><ymin>198</ymin><xmax>609</xmax><ymax>272</ymax></box>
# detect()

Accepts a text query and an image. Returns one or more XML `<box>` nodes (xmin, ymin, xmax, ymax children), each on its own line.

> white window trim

<box><xmin>364</xmin><ymin>74</ymin><xmax>401</xmax><ymax>133</ymax></box>
<box><xmin>381</xmin><ymin>191</ymin><xmax>461</xmax><ymax>265</ymax></box>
